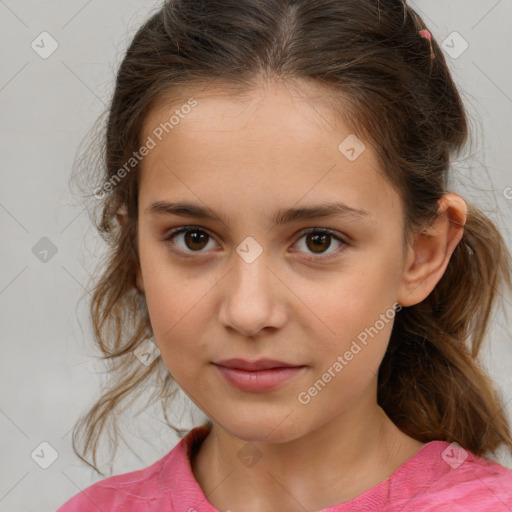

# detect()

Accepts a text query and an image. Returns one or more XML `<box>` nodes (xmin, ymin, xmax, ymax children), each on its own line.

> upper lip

<box><xmin>213</xmin><ymin>358</ymin><xmax>304</xmax><ymax>371</ymax></box>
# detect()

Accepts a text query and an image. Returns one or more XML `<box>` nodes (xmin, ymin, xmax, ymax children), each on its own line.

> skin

<box><xmin>117</xmin><ymin>78</ymin><xmax>467</xmax><ymax>512</ymax></box>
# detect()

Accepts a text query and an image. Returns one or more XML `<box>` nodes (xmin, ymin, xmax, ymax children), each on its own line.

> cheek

<box><xmin>304</xmin><ymin>240</ymin><xmax>403</xmax><ymax>361</ymax></box>
<box><xmin>144</xmin><ymin>277</ymin><xmax>208</xmax><ymax>358</ymax></box>
<box><xmin>299</xmin><ymin>292</ymin><xmax>398</xmax><ymax>412</ymax></box>
<box><xmin>137</xmin><ymin>237</ymin><xmax>208</xmax><ymax>365</ymax></box>
<box><xmin>317</xmin><ymin>249</ymin><xmax>402</xmax><ymax>314</ymax></box>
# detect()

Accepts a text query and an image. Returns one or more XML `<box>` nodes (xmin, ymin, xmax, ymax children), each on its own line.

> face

<box><xmin>134</xmin><ymin>79</ymin><xmax>408</xmax><ymax>443</ymax></box>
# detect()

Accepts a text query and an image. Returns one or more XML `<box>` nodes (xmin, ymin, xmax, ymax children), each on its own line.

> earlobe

<box><xmin>397</xmin><ymin>193</ymin><xmax>467</xmax><ymax>307</ymax></box>
<box><xmin>116</xmin><ymin>204</ymin><xmax>129</xmax><ymax>228</ymax></box>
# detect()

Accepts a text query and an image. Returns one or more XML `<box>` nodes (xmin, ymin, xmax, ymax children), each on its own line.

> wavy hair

<box><xmin>70</xmin><ymin>0</ymin><xmax>512</xmax><ymax>476</ymax></box>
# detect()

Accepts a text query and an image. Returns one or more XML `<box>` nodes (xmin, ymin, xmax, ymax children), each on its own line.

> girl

<box><xmin>58</xmin><ymin>0</ymin><xmax>512</xmax><ymax>510</ymax></box>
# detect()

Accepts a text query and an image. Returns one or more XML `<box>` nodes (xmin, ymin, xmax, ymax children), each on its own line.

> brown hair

<box><xmin>70</xmin><ymin>0</ymin><xmax>512</xmax><ymax>476</ymax></box>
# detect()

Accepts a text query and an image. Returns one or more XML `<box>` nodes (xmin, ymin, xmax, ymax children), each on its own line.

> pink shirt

<box><xmin>57</xmin><ymin>425</ymin><xmax>512</xmax><ymax>511</ymax></box>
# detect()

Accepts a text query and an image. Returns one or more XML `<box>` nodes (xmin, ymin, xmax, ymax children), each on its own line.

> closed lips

<box><xmin>213</xmin><ymin>359</ymin><xmax>305</xmax><ymax>371</ymax></box>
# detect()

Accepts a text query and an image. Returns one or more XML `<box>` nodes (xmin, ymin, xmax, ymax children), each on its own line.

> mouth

<box><xmin>213</xmin><ymin>358</ymin><xmax>304</xmax><ymax>371</ymax></box>
<box><xmin>212</xmin><ymin>359</ymin><xmax>306</xmax><ymax>392</ymax></box>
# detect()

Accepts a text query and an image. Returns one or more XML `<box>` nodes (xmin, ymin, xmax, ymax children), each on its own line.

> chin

<box><xmin>221</xmin><ymin>413</ymin><xmax>308</xmax><ymax>444</ymax></box>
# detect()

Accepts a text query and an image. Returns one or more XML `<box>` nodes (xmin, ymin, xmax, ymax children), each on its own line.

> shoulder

<box><xmin>391</xmin><ymin>441</ymin><xmax>512</xmax><ymax>512</ymax></box>
<box><xmin>55</xmin><ymin>457</ymin><xmax>169</xmax><ymax>512</ymax></box>
<box><xmin>56</xmin><ymin>425</ymin><xmax>210</xmax><ymax>512</ymax></box>
<box><xmin>55</xmin><ymin>436</ymin><xmax>190</xmax><ymax>511</ymax></box>
<box><xmin>436</xmin><ymin>449</ymin><xmax>512</xmax><ymax>510</ymax></box>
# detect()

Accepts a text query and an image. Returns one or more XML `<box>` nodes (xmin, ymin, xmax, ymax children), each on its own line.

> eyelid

<box><xmin>162</xmin><ymin>225</ymin><xmax>217</xmax><ymax>243</ymax></box>
<box><xmin>292</xmin><ymin>226</ymin><xmax>349</xmax><ymax>245</ymax></box>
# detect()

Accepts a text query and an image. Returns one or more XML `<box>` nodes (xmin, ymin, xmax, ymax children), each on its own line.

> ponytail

<box><xmin>378</xmin><ymin>202</ymin><xmax>512</xmax><ymax>457</ymax></box>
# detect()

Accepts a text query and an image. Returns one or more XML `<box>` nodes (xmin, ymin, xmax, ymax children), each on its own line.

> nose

<box><xmin>217</xmin><ymin>254</ymin><xmax>287</xmax><ymax>337</ymax></box>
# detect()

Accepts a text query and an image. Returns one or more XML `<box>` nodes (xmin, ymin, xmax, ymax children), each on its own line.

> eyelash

<box><xmin>161</xmin><ymin>225</ymin><xmax>350</xmax><ymax>262</ymax></box>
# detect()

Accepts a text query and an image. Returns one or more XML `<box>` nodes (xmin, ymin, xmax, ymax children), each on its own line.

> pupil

<box><xmin>185</xmin><ymin>230</ymin><xmax>208</xmax><ymax>250</ymax></box>
<box><xmin>308</xmin><ymin>233</ymin><xmax>331</xmax><ymax>253</ymax></box>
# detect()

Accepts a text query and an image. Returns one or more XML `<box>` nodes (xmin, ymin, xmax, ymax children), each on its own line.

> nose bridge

<box><xmin>230</xmin><ymin>245</ymin><xmax>274</xmax><ymax>308</ymax></box>
<box><xmin>218</xmin><ymin>243</ymin><xmax>285</xmax><ymax>335</ymax></box>
<box><xmin>232</xmin><ymin>246</ymin><xmax>270</xmax><ymax>297</ymax></box>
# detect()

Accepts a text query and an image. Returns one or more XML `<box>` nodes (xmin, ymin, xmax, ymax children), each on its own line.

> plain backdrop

<box><xmin>1</xmin><ymin>1</ymin><xmax>511</xmax><ymax>510</ymax></box>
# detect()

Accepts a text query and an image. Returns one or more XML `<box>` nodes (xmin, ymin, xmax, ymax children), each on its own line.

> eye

<box><xmin>290</xmin><ymin>228</ymin><xmax>349</xmax><ymax>262</ymax></box>
<box><xmin>162</xmin><ymin>226</ymin><xmax>349</xmax><ymax>261</ymax></box>
<box><xmin>162</xmin><ymin>226</ymin><xmax>218</xmax><ymax>256</ymax></box>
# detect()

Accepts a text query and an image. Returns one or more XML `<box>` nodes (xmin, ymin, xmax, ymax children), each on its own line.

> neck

<box><xmin>190</xmin><ymin>395</ymin><xmax>424</xmax><ymax>511</ymax></box>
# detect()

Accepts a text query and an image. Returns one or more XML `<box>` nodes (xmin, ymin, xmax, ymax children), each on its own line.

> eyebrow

<box><xmin>144</xmin><ymin>200</ymin><xmax>369</xmax><ymax>226</ymax></box>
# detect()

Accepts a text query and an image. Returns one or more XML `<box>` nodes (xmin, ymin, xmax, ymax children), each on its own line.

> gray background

<box><xmin>1</xmin><ymin>1</ymin><xmax>511</xmax><ymax>510</ymax></box>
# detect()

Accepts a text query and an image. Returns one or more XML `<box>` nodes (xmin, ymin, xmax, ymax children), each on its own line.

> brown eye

<box><xmin>305</xmin><ymin>232</ymin><xmax>332</xmax><ymax>253</ymax></box>
<box><xmin>163</xmin><ymin>227</ymin><xmax>218</xmax><ymax>254</ymax></box>
<box><xmin>291</xmin><ymin>228</ymin><xmax>348</xmax><ymax>262</ymax></box>
<box><xmin>183</xmin><ymin>230</ymin><xmax>209</xmax><ymax>251</ymax></box>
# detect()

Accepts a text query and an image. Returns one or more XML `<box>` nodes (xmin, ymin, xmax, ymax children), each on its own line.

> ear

<box><xmin>116</xmin><ymin>204</ymin><xmax>145</xmax><ymax>295</ymax></box>
<box><xmin>397</xmin><ymin>193</ymin><xmax>467</xmax><ymax>307</ymax></box>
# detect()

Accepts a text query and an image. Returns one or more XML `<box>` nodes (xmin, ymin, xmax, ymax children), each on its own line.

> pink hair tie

<box><xmin>419</xmin><ymin>28</ymin><xmax>435</xmax><ymax>60</ymax></box>
<box><xmin>419</xmin><ymin>29</ymin><xmax>431</xmax><ymax>40</ymax></box>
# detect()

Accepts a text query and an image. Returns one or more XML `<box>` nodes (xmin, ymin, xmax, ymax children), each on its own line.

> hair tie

<box><xmin>419</xmin><ymin>29</ymin><xmax>435</xmax><ymax>60</ymax></box>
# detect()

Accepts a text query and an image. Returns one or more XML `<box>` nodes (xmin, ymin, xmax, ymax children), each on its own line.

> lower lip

<box><xmin>213</xmin><ymin>364</ymin><xmax>306</xmax><ymax>392</ymax></box>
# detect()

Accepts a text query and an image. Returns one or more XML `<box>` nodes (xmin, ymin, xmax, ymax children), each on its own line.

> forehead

<box><xmin>142</xmin><ymin>78</ymin><xmax>359</xmax><ymax>150</ymax></box>
<box><xmin>137</xmin><ymin>79</ymin><xmax>400</xmax><ymax>224</ymax></box>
